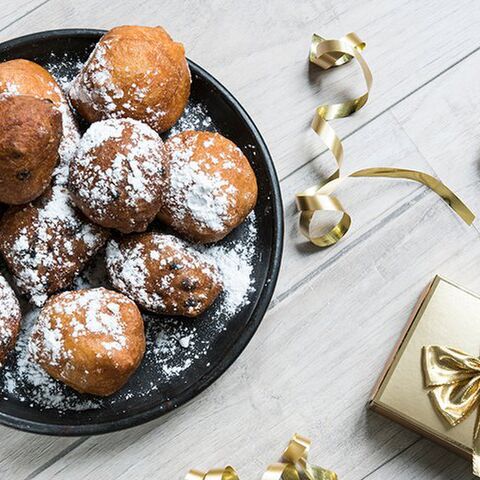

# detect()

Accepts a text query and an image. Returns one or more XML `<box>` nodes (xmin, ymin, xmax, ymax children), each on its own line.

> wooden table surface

<box><xmin>1</xmin><ymin>1</ymin><xmax>480</xmax><ymax>479</ymax></box>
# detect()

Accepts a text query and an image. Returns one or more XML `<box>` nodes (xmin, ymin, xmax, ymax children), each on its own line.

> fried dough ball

<box><xmin>69</xmin><ymin>25</ymin><xmax>191</xmax><ymax>133</ymax></box>
<box><xmin>0</xmin><ymin>273</ymin><xmax>21</xmax><ymax>367</ymax></box>
<box><xmin>29</xmin><ymin>288</ymin><xmax>145</xmax><ymax>396</ymax></box>
<box><xmin>0</xmin><ymin>186</ymin><xmax>109</xmax><ymax>306</ymax></box>
<box><xmin>159</xmin><ymin>131</ymin><xmax>258</xmax><ymax>243</ymax></box>
<box><xmin>106</xmin><ymin>232</ymin><xmax>222</xmax><ymax>317</ymax></box>
<box><xmin>0</xmin><ymin>59</ymin><xmax>63</xmax><ymax>104</ymax></box>
<box><xmin>0</xmin><ymin>95</ymin><xmax>62</xmax><ymax>205</ymax></box>
<box><xmin>68</xmin><ymin>118</ymin><xmax>167</xmax><ymax>233</ymax></box>
<box><xmin>0</xmin><ymin>59</ymin><xmax>81</xmax><ymax>185</ymax></box>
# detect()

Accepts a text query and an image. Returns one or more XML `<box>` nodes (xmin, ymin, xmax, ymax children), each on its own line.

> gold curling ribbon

<box><xmin>422</xmin><ymin>345</ymin><xmax>480</xmax><ymax>477</ymax></box>
<box><xmin>185</xmin><ymin>434</ymin><xmax>337</xmax><ymax>480</ymax></box>
<box><xmin>297</xmin><ymin>33</ymin><xmax>475</xmax><ymax>247</ymax></box>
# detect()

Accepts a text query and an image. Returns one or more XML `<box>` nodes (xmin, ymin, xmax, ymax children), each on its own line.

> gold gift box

<box><xmin>370</xmin><ymin>275</ymin><xmax>480</xmax><ymax>459</ymax></box>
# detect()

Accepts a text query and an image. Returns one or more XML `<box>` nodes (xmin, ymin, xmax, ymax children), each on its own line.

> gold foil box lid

<box><xmin>370</xmin><ymin>275</ymin><xmax>480</xmax><ymax>458</ymax></box>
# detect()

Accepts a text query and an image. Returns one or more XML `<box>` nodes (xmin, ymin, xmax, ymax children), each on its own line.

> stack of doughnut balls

<box><xmin>0</xmin><ymin>26</ymin><xmax>257</xmax><ymax>397</ymax></box>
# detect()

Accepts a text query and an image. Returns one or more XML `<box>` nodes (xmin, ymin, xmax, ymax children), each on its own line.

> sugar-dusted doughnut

<box><xmin>159</xmin><ymin>131</ymin><xmax>257</xmax><ymax>243</ymax></box>
<box><xmin>0</xmin><ymin>95</ymin><xmax>62</xmax><ymax>205</ymax></box>
<box><xmin>106</xmin><ymin>232</ymin><xmax>222</xmax><ymax>317</ymax></box>
<box><xmin>29</xmin><ymin>287</ymin><xmax>145</xmax><ymax>396</ymax></box>
<box><xmin>68</xmin><ymin>118</ymin><xmax>167</xmax><ymax>233</ymax></box>
<box><xmin>0</xmin><ymin>186</ymin><xmax>109</xmax><ymax>306</ymax></box>
<box><xmin>0</xmin><ymin>58</ymin><xmax>81</xmax><ymax>184</ymax></box>
<box><xmin>69</xmin><ymin>25</ymin><xmax>191</xmax><ymax>133</ymax></box>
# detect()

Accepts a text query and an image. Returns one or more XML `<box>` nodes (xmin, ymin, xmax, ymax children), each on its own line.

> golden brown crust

<box><xmin>0</xmin><ymin>58</ymin><xmax>82</xmax><ymax>187</ymax></box>
<box><xmin>68</xmin><ymin>118</ymin><xmax>167</xmax><ymax>233</ymax></box>
<box><xmin>106</xmin><ymin>232</ymin><xmax>222</xmax><ymax>317</ymax></box>
<box><xmin>159</xmin><ymin>131</ymin><xmax>258</xmax><ymax>243</ymax></box>
<box><xmin>0</xmin><ymin>95</ymin><xmax>62</xmax><ymax>205</ymax></box>
<box><xmin>69</xmin><ymin>25</ymin><xmax>191</xmax><ymax>132</ymax></box>
<box><xmin>0</xmin><ymin>273</ymin><xmax>21</xmax><ymax>367</ymax></box>
<box><xmin>30</xmin><ymin>288</ymin><xmax>145</xmax><ymax>396</ymax></box>
<box><xmin>0</xmin><ymin>186</ymin><xmax>110</xmax><ymax>306</ymax></box>
<box><xmin>0</xmin><ymin>59</ymin><xmax>64</xmax><ymax>104</ymax></box>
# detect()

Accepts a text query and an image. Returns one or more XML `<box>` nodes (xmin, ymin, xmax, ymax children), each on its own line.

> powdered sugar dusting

<box><xmin>164</xmin><ymin>133</ymin><xmax>238</xmax><ymax>233</ymax></box>
<box><xmin>70</xmin><ymin>118</ymin><xmax>165</xmax><ymax>224</ymax></box>
<box><xmin>44</xmin><ymin>52</ymin><xmax>84</xmax><ymax>91</ymax></box>
<box><xmin>168</xmin><ymin>102</ymin><xmax>214</xmax><ymax>137</ymax></box>
<box><xmin>0</xmin><ymin>186</ymin><xmax>108</xmax><ymax>306</ymax></box>
<box><xmin>106</xmin><ymin>233</ymin><xmax>221</xmax><ymax>316</ymax></box>
<box><xmin>69</xmin><ymin>40</ymin><xmax>120</xmax><ymax>116</ymax></box>
<box><xmin>201</xmin><ymin>212</ymin><xmax>257</xmax><ymax>315</ymax></box>
<box><xmin>1</xmin><ymin>309</ymin><xmax>102</xmax><ymax>411</ymax></box>
<box><xmin>0</xmin><ymin>274</ymin><xmax>20</xmax><ymax>360</ymax></box>
<box><xmin>42</xmin><ymin>53</ymin><xmax>85</xmax><ymax>185</ymax></box>
<box><xmin>30</xmin><ymin>288</ymin><xmax>130</xmax><ymax>367</ymax></box>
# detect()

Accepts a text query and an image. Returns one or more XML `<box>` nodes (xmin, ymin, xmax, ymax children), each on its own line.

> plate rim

<box><xmin>0</xmin><ymin>28</ymin><xmax>284</xmax><ymax>436</ymax></box>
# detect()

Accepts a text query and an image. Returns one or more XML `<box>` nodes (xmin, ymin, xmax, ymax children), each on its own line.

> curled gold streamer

<box><xmin>297</xmin><ymin>33</ymin><xmax>475</xmax><ymax>247</ymax></box>
<box><xmin>422</xmin><ymin>345</ymin><xmax>480</xmax><ymax>477</ymax></box>
<box><xmin>185</xmin><ymin>434</ymin><xmax>337</xmax><ymax>480</ymax></box>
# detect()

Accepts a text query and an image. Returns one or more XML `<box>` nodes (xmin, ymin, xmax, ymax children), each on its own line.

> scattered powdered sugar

<box><xmin>52</xmin><ymin>106</ymin><xmax>82</xmax><ymax>186</ymax></box>
<box><xmin>201</xmin><ymin>214</ymin><xmax>257</xmax><ymax>316</ymax></box>
<box><xmin>145</xmin><ymin>320</ymin><xmax>204</xmax><ymax>379</ymax></box>
<box><xmin>44</xmin><ymin>53</ymin><xmax>84</xmax><ymax>91</ymax></box>
<box><xmin>168</xmin><ymin>101</ymin><xmax>214</xmax><ymax>137</ymax></box>
<box><xmin>41</xmin><ymin>56</ymin><xmax>83</xmax><ymax>185</ymax></box>
<box><xmin>0</xmin><ymin>274</ymin><xmax>20</xmax><ymax>359</ymax></box>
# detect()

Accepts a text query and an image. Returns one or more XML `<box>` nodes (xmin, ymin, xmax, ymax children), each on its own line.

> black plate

<box><xmin>0</xmin><ymin>29</ymin><xmax>283</xmax><ymax>435</ymax></box>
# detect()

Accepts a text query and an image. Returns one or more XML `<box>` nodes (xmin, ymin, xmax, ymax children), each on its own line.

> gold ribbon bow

<box><xmin>296</xmin><ymin>33</ymin><xmax>475</xmax><ymax>247</ymax></box>
<box><xmin>422</xmin><ymin>345</ymin><xmax>480</xmax><ymax>476</ymax></box>
<box><xmin>186</xmin><ymin>434</ymin><xmax>337</xmax><ymax>480</ymax></box>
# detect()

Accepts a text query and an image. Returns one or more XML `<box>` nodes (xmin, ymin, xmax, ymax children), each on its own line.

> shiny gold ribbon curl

<box><xmin>422</xmin><ymin>345</ymin><xmax>480</xmax><ymax>477</ymax></box>
<box><xmin>185</xmin><ymin>434</ymin><xmax>337</xmax><ymax>480</ymax></box>
<box><xmin>297</xmin><ymin>33</ymin><xmax>475</xmax><ymax>247</ymax></box>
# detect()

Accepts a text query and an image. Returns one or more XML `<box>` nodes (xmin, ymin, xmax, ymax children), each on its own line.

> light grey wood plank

<box><xmin>0</xmin><ymin>0</ymin><xmax>47</xmax><ymax>33</ymax></box>
<box><xmin>0</xmin><ymin>437</ymin><xmax>85</xmax><ymax>480</ymax></box>
<box><xmin>391</xmin><ymin>49</ymin><xmax>480</xmax><ymax>228</ymax></box>
<box><xmin>1</xmin><ymin>0</ymin><xmax>479</xmax><ymax>180</ymax></box>
<box><xmin>364</xmin><ymin>438</ymin><xmax>474</xmax><ymax>480</ymax></box>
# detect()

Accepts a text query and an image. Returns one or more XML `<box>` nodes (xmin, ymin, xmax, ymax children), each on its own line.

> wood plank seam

<box><xmin>390</xmin><ymin>108</ymin><xmax>480</xmax><ymax>242</ymax></box>
<box><xmin>22</xmin><ymin>438</ymin><xmax>89</xmax><ymax>480</ymax></box>
<box><xmin>280</xmin><ymin>44</ymin><xmax>480</xmax><ymax>184</ymax></box>
<box><xmin>358</xmin><ymin>438</ymin><xmax>422</xmax><ymax>480</ymax></box>
<box><xmin>0</xmin><ymin>0</ymin><xmax>51</xmax><ymax>35</ymax></box>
